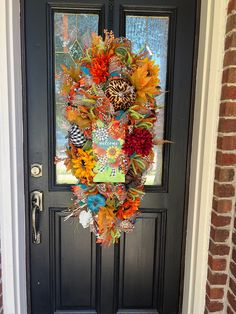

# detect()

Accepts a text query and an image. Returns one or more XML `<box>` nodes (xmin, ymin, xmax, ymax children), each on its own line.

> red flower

<box><xmin>123</xmin><ymin>128</ymin><xmax>153</xmax><ymax>157</ymax></box>
<box><xmin>89</xmin><ymin>53</ymin><xmax>110</xmax><ymax>84</ymax></box>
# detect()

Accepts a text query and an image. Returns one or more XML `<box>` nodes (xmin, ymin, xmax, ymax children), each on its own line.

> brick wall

<box><xmin>205</xmin><ymin>0</ymin><xmax>236</xmax><ymax>312</ymax></box>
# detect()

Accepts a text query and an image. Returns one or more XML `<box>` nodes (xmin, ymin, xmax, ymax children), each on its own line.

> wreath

<box><xmin>58</xmin><ymin>30</ymin><xmax>165</xmax><ymax>245</ymax></box>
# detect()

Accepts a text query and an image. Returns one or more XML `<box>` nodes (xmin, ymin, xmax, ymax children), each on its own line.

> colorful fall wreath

<box><xmin>58</xmin><ymin>30</ymin><xmax>165</xmax><ymax>245</ymax></box>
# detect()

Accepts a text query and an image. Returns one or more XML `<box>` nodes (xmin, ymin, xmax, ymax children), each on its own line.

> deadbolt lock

<box><xmin>31</xmin><ymin>163</ymin><xmax>42</xmax><ymax>177</ymax></box>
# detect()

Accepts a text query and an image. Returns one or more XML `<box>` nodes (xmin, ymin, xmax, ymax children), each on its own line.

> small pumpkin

<box><xmin>105</xmin><ymin>78</ymin><xmax>136</xmax><ymax>111</ymax></box>
<box><xmin>68</xmin><ymin>124</ymin><xmax>86</xmax><ymax>147</ymax></box>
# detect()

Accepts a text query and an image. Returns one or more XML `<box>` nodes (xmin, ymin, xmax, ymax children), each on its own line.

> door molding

<box><xmin>0</xmin><ymin>1</ymin><xmax>227</xmax><ymax>314</ymax></box>
<box><xmin>183</xmin><ymin>0</ymin><xmax>228</xmax><ymax>313</ymax></box>
<box><xmin>0</xmin><ymin>0</ymin><xmax>27</xmax><ymax>313</ymax></box>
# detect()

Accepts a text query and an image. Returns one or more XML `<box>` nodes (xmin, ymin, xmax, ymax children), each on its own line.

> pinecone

<box><xmin>118</xmin><ymin>220</ymin><xmax>134</xmax><ymax>233</ymax></box>
<box><xmin>68</xmin><ymin>124</ymin><xmax>86</xmax><ymax>147</ymax></box>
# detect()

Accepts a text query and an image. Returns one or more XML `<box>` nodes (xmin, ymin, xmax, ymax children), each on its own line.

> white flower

<box><xmin>79</xmin><ymin>210</ymin><xmax>92</xmax><ymax>228</ymax></box>
<box><xmin>93</xmin><ymin>127</ymin><xmax>109</xmax><ymax>141</ymax></box>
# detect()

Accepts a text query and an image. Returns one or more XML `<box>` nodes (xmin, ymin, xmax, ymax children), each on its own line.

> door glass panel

<box><xmin>54</xmin><ymin>13</ymin><xmax>169</xmax><ymax>186</ymax></box>
<box><xmin>54</xmin><ymin>12</ymin><xmax>99</xmax><ymax>184</ymax></box>
<box><xmin>126</xmin><ymin>15</ymin><xmax>169</xmax><ymax>186</ymax></box>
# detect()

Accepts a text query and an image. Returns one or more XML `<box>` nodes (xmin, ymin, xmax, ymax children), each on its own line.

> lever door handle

<box><xmin>31</xmin><ymin>190</ymin><xmax>43</xmax><ymax>244</ymax></box>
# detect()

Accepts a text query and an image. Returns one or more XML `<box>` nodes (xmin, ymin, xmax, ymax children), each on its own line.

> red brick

<box><xmin>218</xmin><ymin>118</ymin><xmax>236</xmax><ymax>132</ymax></box>
<box><xmin>215</xmin><ymin>166</ymin><xmax>235</xmax><ymax>182</ymax></box>
<box><xmin>208</xmin><ymin>269</ymin><xmax>227</xmax><ymax>285</ymax></box>
<box><xmin>230</xmin><ymin>277</ymin><xmax>236</xmax><ymax>296</ymax></box>
<box><xmin>209</xmin><ymin>240</ymin><xmax>230</xmax><ymax>256</ymax></box>
<box><xmin>222</xmin><ymin>67</ymin><xmax>236</xmax><ymax>83</ymax></box>
<box><xmin>231</xmin><ymin>261</ymin><xmax>236</xmax><ymax>279</ymax></box>
<box><xmin>206</xmin><ymin>295</ymin><xmax>224</xmax><ymax>312</ymax></box>
<box><xmin>220</xmin><ymin>102</ymin><xmax>236</xmax><ymax>117</ymax></box>
<box><xmin>212</xmin><ymin>198</ymin><xmax>232</xmax><ymax>213</ymax></box>
<box><xmin>225</xmin><ymin>33</ymin><xmax>236</xmax><ymax>50</ymax></box>
<box><xmin>232</xmin><ymin>248</ymin><xmax>236</xmax><ymax>263</ymax></box>
<box><xmin>226</xmin><ymin>14</ymin><xmax>236</xmax><ymax>34</ymax></box>
<box><xmin>228</xmin><ymin>0</ymin><xmax>236</xmax><ymax>14</ymax></box>
<box><xmin>217</xmin><ymin>136</ymin><xmax>236</xmax><ymax>150</ymax></box>
<box><xmin>210</xmin><ymin>227</ymin><xmax>230</xmax><ymax>242</ymax></box>
<box><xmin>224</xmin><ymin>51</ymin><xmax>236</xmax><ymax>68</ymax></box>
<box><xmin>206</xmin><ymin>283</ymin><xmax>224</xmax><ymax>300</ymax></box>
<box><xmin>214</xmin><ymin>182</ymin><xmax>235</xmax><ymax>197</ymax></box>
<box><xmin>228</xmin><ymin>290</ymin><xmax>236</xmax><ymax>311</ymax></box>
<box><xmin>227</xmin><ymin>305</ymin><xmax>234</xmax><ymax>314</ymax></box>
<box><xmin>211</xmin><ymin>212</ymin><xmax>231</xmax><ymax>228</ymax></box>
<box><xmin>216</xmin><ymin>151</ymin><xmax>236</xmax><ymax>166</ymax></box>
<box><xmin>221</xmin><ymin>86</ymin><xmax>236</xmax><ymax>100</ymax></box>
<box><xmin>232</xmin><ymin>232</ymin><xmax>236</xmax><ymax>245</ymax></box>
<box><xmin>208</xmin><ymin>255</ymin><xmax>227</xmax><ymax>271</ymax></box>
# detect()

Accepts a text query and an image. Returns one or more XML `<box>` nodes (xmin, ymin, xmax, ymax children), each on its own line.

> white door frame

<box><xmin>0</xmin><ymin>0</ymin><xmax>227</xmax><ymax>313</ymax></box>
<box><xmin>182</xmin><ymin>0</ymin><xmax>228</xmax><ymax>313</ymax></box>
<box><xmin>0</xmin><ymin>0</ymin><xmax>27</xmax><ymax>313</ymax></box>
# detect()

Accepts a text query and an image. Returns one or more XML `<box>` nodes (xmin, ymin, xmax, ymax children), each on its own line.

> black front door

<box><xmin>24</xmin><ymin>0</ymin><xmax>198</xmax><ymax>313</ymax></box>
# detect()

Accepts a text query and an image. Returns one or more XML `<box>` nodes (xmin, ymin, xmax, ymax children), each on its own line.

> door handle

<box><xmin>31</xmin><ymin>190</ymin><xmax>43</xmax><ymax>244</ymax></box>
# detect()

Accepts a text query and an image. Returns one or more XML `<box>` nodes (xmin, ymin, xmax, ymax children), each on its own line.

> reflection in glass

<box><xmin>126</xmin><ymin>15</ymin><xmax>169</xmax><ymax>185</ymax></box>
<box><xmin>54</xmin><ymin>12</ymin><xmax>99</xmax><ymax>184</ymax></box>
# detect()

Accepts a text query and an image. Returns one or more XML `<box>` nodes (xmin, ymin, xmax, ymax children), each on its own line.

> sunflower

<box><xmin>71</xmin><ymin>149</ymin><xmax>96</xmax><ymax>184</ymax></box>
<box><xmin>130</xmin><ymin>57</ymin><xmax>160</xmax><ymax>101</ymax></box>
<box><xmin>107</xmin><ymin>146</ymin><xmax>119</xmax><ymax>159</ymax></box>
<box><xmin>139</xmin><ymin>57</ymin><xmax>159</xmax><ymax>78</ymax></box>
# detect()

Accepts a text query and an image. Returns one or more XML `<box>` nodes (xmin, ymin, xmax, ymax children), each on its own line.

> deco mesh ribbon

<box><xmin>58</xmin><ymin>30</ymin><xmax>163</xmax><ymax>245</ymax></box>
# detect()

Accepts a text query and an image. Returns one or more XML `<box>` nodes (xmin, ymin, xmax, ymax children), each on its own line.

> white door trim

<box><xmin>0</xmin><ymin>0</ymin><xmax>27</xmax><ymax>313</ymax></box>
<box><xmin>0</xmin><ymin>0</ymin><xmax>228</xmax><ymax>313</ymax></box>
<box><xmin>182</xmin><ymin>0</ymin><xmax>228</xmax><ymax>313</ymax></box>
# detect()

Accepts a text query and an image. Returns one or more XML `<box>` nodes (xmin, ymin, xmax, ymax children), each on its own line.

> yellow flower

<box><xmin>72</xmin><ymin>149</ymin><xmax>96</xmax><ymax>184</ymax></box>
<box><xmin>139</xmin><ymin>57</ymin><xmax>160</xmax><ymax>78</ymax></box>
<box><xmin>130</xmin><ymin>57</ymin><xmax>160</xmax><ymax>101</ymax></box>
<box><xmin>107</xmin><ymin>146</ymin><xmax>119</xmax><ymax>159</ymax></box>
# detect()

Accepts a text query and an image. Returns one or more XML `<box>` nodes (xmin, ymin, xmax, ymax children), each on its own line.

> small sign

<box><xmin>92</xmin><ymin>119</ymin><xmax>125</xmax><ymax>183</ymax></box>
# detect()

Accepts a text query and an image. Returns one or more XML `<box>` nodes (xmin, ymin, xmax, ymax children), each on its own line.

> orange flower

<box><xmin>89</xmin><ymin>53</ymin><xmax>110</xmax><ymax>84</ymax></box>
<box><xmin>117</xmin><ymin>198</ymin><xmax>141</xmax><ymax>219</ymax></box>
